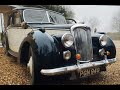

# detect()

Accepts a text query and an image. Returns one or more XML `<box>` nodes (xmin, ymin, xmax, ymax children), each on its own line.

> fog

<box><xmin>68</xmin><ymin>5</ymin><xmax>120</xmax><ymax>32</ymax></box>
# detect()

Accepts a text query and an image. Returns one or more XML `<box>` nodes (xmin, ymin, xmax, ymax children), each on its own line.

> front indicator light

<box><xmin>76</xmin><ymin>54</ymin><xmax>81</xmax><ymax>60</ymax></box>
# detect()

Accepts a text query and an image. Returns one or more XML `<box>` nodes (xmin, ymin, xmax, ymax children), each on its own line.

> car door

<box><xmin>7</xmin><ymin>11</ymin><xmax>32</xmax><ymax>53</ymax></box>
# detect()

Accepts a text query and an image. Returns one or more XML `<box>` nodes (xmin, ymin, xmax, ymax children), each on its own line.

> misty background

<box><xmin>67</xmin><ymin>5</ymin><xmax>120</xmax><ymax>33</ymax></box>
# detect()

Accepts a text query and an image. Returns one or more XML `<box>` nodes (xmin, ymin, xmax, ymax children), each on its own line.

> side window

<box><xmin>13</xmin><ymin>12</ymin><xmax>22</xmax><ymax>27</ymax></box>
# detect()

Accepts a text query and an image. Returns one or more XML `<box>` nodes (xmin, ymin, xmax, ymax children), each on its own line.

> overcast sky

<box><xmin>67</xmin><ymin>5</ymin><xmax>120</xmax><ymax>32</ymax></box>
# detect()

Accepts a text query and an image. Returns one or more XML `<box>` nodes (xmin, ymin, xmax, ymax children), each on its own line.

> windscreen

<box><xmin>23</xmin><ymin>9</ymin><xmax>67</xmax><ymax>24</ymax></box>
<box><xmin>23</xmin><ymin>9</ymin><xmax>49</xmax><ymax>23</ymax></box>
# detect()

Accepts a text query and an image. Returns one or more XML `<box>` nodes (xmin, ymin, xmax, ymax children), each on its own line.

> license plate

<box><xmin>79</xmin><ymin>67</ymin><xmax>100</xmax><ymax>77</ymax></box>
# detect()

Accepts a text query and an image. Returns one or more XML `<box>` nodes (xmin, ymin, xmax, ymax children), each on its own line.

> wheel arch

<box><xmin>17</xmin><ymin>30</ymin><xmax>60</xmax><ymax>68</ymax></box>
<box><xmin>92</xmin><ymin>33</ymin><xmax>116</xmax><ymax>59</ymax></box>
<box><xmin>18</xmin><ymin>40</ymin><xmax>31</xmax><ymax>64</ymax></box>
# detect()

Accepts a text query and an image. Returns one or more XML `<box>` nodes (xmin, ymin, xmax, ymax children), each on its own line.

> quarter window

<box><xmin>7</xmin><ymin>12</ymin><xmax>22</xmax><ymax>27</ymax></box>
<box><xmin>13</xmin><ymin>12</ymin><xmax>22</xmax><ymax>27</ymax></box>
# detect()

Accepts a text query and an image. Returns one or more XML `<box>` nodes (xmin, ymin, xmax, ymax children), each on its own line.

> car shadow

<box><xmin>60</xmin><ymin>72</ymin><xmax>106</xmax><ymax>85</ymax></box>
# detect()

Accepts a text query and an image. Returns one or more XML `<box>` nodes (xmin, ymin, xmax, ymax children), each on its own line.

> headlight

<box><xmin>61</xmin><ymin>33</ymin><xmax>74</xmax><ymax>48</ymax></box>
<box><xmin>99</xmin><ymin>35</ymin><xmax>108</xmax><ymax>46</ymax></box>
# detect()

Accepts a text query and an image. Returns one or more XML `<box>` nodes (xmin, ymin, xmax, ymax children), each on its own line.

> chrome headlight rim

<box><xmin>61</xmin><ymin>33</ymin><xmax>74</xmax><ymax>48</ymax></box>
<box><xmin>99</xmin><ymin>34</ymin><xmax>108</xmax><ymax>46</ymax></box>
<box><xmin>63</xmin><ymin>50</ymin><xmax>71</xmax><ymax>60</ymax></box>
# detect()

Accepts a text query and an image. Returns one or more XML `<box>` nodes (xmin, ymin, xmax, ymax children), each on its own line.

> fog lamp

<box><xmin>63</xmin><ymin>50</ymin><xmax>71</xmax><ymax>60</ymax></box>
<box><xmin>76</xmin><ymin>54</ymin><xmax>81</xmax><ymax>60</ymax></box>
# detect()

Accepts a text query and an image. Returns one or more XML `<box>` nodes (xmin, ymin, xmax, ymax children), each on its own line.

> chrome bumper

<box><xmin>40</xmin><ymin>58</ymin><xmax>116</xmax><ymax>76</ymax></box>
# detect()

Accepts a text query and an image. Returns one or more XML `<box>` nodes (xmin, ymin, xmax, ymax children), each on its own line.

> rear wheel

<box><xmin>3</xmin><ymin>36</ymin><xmax>10</xmax><ymax>56</ymax></box>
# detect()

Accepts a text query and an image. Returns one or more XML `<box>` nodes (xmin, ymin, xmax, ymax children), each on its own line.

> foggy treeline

<box><xmin>81</xmin><ymin>17</ymin><xmax>100</xmax><ymax>33</ymax></box>
<box><xmin>111</xmin><ymin>9</ymin><xmax>120</xmax><ymax>32</ymax></box>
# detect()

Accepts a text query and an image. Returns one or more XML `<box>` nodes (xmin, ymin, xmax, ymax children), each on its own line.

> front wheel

<box><xmin>27</xmin><ymin>47</ymin><xmax>41</xmax><ymax>85</ymax></box>
<box><xmin>27</xmin><ymin>46</ymin><xmax>71</xmax><ymax>85</ymax></box>
<box><xmin>27</xmin><ymin>47</ymin><xmax>48</xmax><ymax>85</ymax></box>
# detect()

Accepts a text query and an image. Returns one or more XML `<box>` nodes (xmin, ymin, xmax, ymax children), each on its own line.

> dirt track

<box><xmin>0</xmin><ymin>40</ymin><xmax>120</xmax><ymax>85</ymax></box>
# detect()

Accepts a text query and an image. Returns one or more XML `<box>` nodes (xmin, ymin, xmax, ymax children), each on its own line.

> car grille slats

<box><xmin>73</xmin><ymin>28</ymin><xmax>93</xmax><ymax>61</ymax></box>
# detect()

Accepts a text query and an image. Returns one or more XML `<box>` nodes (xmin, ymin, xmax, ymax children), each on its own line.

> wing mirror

<box><xmin>66</xmin><ymin>19</ymin><xmax>77</xmax><ymax>24</ymax></box>
<box><xmin>21</xmin><ymin>22</ymin><xmax>28</xmax><ymax>29</ymax></box>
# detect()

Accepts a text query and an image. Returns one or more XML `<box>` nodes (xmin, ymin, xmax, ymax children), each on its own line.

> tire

<box><xmin>27</xmin><ymin>46</ymin><xmax>44</xmax><ymax>85</ymax></box>
<box><xmin>3</xmin><ymin>36</ymin><xmax>10</xmax><ymax>56</ymax></box>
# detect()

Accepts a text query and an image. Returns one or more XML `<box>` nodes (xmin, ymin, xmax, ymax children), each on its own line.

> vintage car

<box><xmin>2</xmin><ymin>7</ymin><xmax>116</xmax><ymax>85</ymax></box>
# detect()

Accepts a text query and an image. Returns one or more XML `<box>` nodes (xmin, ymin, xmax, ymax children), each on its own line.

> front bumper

<box><xmin>40</xmin><ymin>58</ymin><xmax>116</xmax><ymax>76</ymax></box>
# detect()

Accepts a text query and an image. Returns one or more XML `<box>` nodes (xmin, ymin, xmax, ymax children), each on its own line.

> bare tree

<box><xmin>111</xmin><ymin>10</ymin><xmax>120</xmax><ymax>32</ymax></box>
<box><xmin>88</xmin><ymin>17</ymin><xmax>100</xmax><ymax>32</ymax></box>
<box><xmin>82</xmin><ymin>17</ymin><xmax>100</xmax><ymax>33</ymax></box>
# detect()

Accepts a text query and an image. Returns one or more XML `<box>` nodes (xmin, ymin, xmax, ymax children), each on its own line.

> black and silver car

<box><xmin>2</xmin><ymin>7</ymin><xmax>116</xmax><ymax>85</ymax></box>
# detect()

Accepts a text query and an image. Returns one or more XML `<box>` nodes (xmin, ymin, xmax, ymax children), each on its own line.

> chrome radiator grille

<box><xmin>73</xmin><ymin>27</ymin><xmax>93</xmax><ymax>61</ymax></box>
